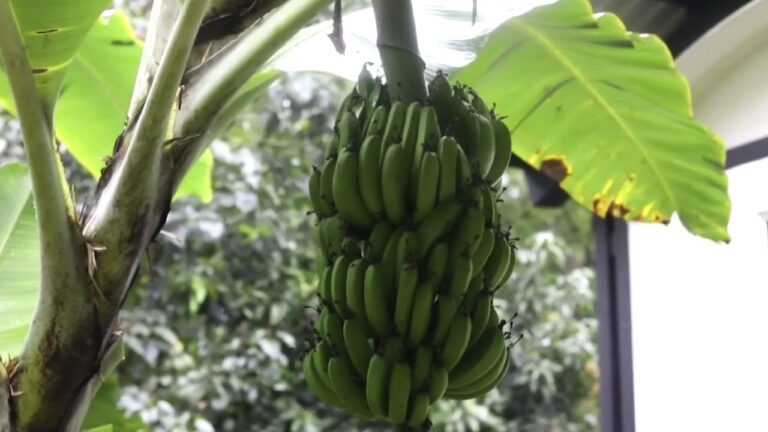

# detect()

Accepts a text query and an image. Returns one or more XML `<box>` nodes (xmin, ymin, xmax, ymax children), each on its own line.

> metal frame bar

<box><xmin>594</xmin><ymin>215</ymin><xmax>635</xmax><ymax>432</ymax></box>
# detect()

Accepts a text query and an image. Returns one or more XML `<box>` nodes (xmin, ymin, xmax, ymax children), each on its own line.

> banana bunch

<box><xmin>305</xmin><ymin>68</ymin><xmax>517</xmax><ymax>429</ymax></box>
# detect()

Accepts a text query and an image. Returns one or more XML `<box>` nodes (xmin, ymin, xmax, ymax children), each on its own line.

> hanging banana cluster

<box><xmin>305</xmin><ymin>68</ymin><xmax>517</xmax><ymax>429</ymax></box>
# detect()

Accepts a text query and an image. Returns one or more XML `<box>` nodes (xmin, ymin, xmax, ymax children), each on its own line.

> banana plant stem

<box><xmin>371</xmin><ymin>0</ymin><xmax>428</xmax><ymax>103</ymax></box>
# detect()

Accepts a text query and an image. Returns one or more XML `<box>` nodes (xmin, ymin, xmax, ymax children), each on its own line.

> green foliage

<box><xmin>0</xmin><ymin>0</ymin><xmax>113</xmax><ymax>108</ymax></box>
<box><xmin>82</xmin><ymin>376</ymin><xmax>148</xmax><ymax>432</ymax></box>
<box><xmin>50</xmin><ymin>12</ymin><xmax>140</xmax><ymax>179</ymax></box>
<box><xmin>454</xmin><ymin>0</ymin><xmax>730</xmax><ymax>241</ymax></box>
<box><xmin>115</xmin><ymin>74</ymin><xmax>597</xmax><ymax>431</ymax></box>
<box><xmin>0</xmin><ymin>11</ymin><xmax>213</xmax><ymax>202</ymax></box>
<box><xmin>0</xmin><ymin>163</ymin><xmax>39</xmax><ymax>357</ymax></box>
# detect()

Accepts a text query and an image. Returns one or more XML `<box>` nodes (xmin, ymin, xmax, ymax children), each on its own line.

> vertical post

<box><xmin>593</xmin><ymin>215</ymin><xmax>636</xmax><ymax>432</ymax></box>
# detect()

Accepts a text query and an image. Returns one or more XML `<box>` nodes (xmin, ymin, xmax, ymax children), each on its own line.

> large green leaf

<box><xmin>0</xmin><ymin>163</ymin><xmax>39</xmax><ymax>357</ymax></box>
<box><xmin>454</xmin><ymin>0</ymin><xmax>730</xmax><ymax>241</ymax></box>
<box><xmin>0</xmin><ymin>13</ymin><xmax>213</xmax><ymax>202</ymax></box>
<box><xmin>52</xmin><ymin>12</ymin><xmax>140</xmax><ymax>177</ymax></box>
<box><xmin>4</xmin><ymin>0</ymin><xmax>114</xmax><ymax>107</ymax></box>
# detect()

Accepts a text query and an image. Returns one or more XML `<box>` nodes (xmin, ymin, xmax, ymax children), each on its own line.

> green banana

<box><xmin>381</xmin><ymin>227</ymin><xmax>405</xmax><ymax>299</ymax></box>
<box><xmin>468</xmin><ymin>293</ymin><xmax>491</xmax><ymax>347</ymax></box>
<box><xmin>495</xmin><ymin>245</ymin><xmax>516</xmax><ymax>293</ymax></box>
<box><xmin>320</xmin><ymin>157</ymin><xmax>337</xmax><ymax>214</ymax></box>
<box><xmin>487</xmin><ymin>305</ymin><xmax>500</xmax><ymax>329</ymax></box>
<box><xmin>427</xmin><ymin>366</ymin><xmax>449</xmax><ymax>403</ymax></box>
<box><xmin>338</xmin><ymin>110</ymin><xmax>362</xmax><ymax>151</ymax></box>
<box><xmin>407</xmin><ymin>393</ymin><xmax>430</xmax><ymax>428</ymax></box>
<box><xmin>411</xmin><ymin>345</ymin><xmax>433</xmax><ymax>391</ymax></box>
<box><xmin>364</xmin><ymin>263</ymin><xmax>392</xmax><ymax>337</ymax></box>
<box><xmin>413</xmin><ymin>150</ymin><xmax>440</xmax><ymax>223</ymax></box>
<box><xmin>448</xmin><ymin>325</ymin><xmax>506</xmax><ymax>389</ymax></box>
<box><xmin>415</xmin><ymin>199</ymin><xmax>461</xmax><ymax>259</ymax></box>
<box><xmin>388</xmin><ymin>362</ymin><xmax>412</xmax><ymax>424</ymax></box>
<box><xmin>437</xmin><ymin>136</ymin><xmax>459</xmax><ymax>203</ymax></box>
<box><xmin>486</xmin><ymin>118</ymin><xmax>512</xmax><ymax>185</ymax></box>
<box><xmin>467</xmin><ymin>113</ymin><xmax>495</xmax><ymax>178</ymax></box>
<box><xmin>394</xmin><ymin>263</ymin><xmax>419</xmax><ymax>336</ymax></box>
<box><xmin>309</xmin><ymin>166</ymin><xmax>332</xmax><ymax>218</ymax></box>
<box><xmin>315</xmin><ymin>250</ymin><xmax>328</xmax><ymax>274</ymax></box>
<box><xmin>408</xmin><ymin>282</ymin><xmax>434</xmax><ymax>347</ymax></box>
<box><xmin>365</xmin><ymin>220</ymin><xmax>394</xmax><ymax>262</ymax></box>
<box><xmin>425</xmin><ymin>242</ymin><xmax>450</xmax><ymax>284</ymax></box>
<box><xmin>447</xmin><ymin>252</ymin><xmax>472</xmax><ymax>297</ymax></box>
<box><xmin>356</xmin><ymin>66</ymin><xmax>376</xmax><ymax>99</ymax></box>
<box><xmin>313</xmin><ymin>340</ymin><xmax>335</xmax><ymax>389</ymax></box>
<box><xmin>455</xmin><ymin>144</ymin><xmax>472</xmax><ymax>194</ymax></box>
<box><xmin>427</xmin><ymin>71</ymin><xmax>452</xmax><ymax>99</ymax></box>
<box><xmin>335</xmin><ymin>87</ymin><xmax>363</xmax><ymax>125</ymax></box>
<box><xmin>314</xmin><ymin>306</ymin><xmax>327</xmax><ymax>336</ymax></box>
<box><xmin>343</xmin><ymin>317</ymin><xmax>374</xmax><ymax>378</ymax></box>
<box><xmin>471</xmin><ymin>227</ymin><xmax>496</xmax><ymax>279</ymax></box>
<box><xmin>452</xmin><ymin>205</ymin><xmax>485</xmax><ymax>256</ymax></box>
<box><xmin>331</xmin><ymin>255</ymin><xmax>353</xmax><ymax>316</ymax></box>
<box><xmin>325</xmin><ymin>135</ymin><xmax>340</xmax><ymax>160</ymax></box>
<box><xmin>318</xmin><ymin>266</ymin><xmax>333</xmax><ymax>304</ymax></box>
<box><xmin>381</xmin><ymin>144</ymin><xmax>408</xmax><ymax>224</ymax></box>
<box><xmin>381</xmin><ymin>101</ymin><xmax>406</xmax><ymax>152</ymax></box>
<box><xmin>345</xmin><ymin>259</ymin><xmax>368</xmax><ymax>322</ymax></box>
<box><xmin>446</xmin><ymin>349</ymin><xmax>509</xmax><ymax>400</ymax></box>
<box><xmin>441</xmin><ymin>314</ymin><xmax>472</xmax><ymax>370</ymax></box>
<box><xmin>322</xmin><ymin>312</ymin><xmax>346</xmax><ymax>355</ymax></box>
<box><xmin>318</xmin><ymin>215</ymin><xmax>345</xmax><ymax>259</ymax></box>
<box><xmin>451</xmin><ymin>99</ymin><xmax>479</xmax><ymax>156</ymax></box>
<box><xmin>359</xmin><ymin>79</ymin><xmax>382</xmax><ymax>131</ymax></box>
<box><xmin>409</xmin><ymin>106</ymin><xmax>440</xmax><ymax>201</ymax></box>
<box><xmin>398</xmin><ymin>101</ymin><xmax>421</xmax><ymax>146</ymax></box>
<box><xmin>358</xmin><ymin>135</ymin><xmax>385</xmax><ymax>217</ymax></box>
<box><xmin>430</xmin><ymin>295</ymin><xmax>460</xmax><ymax>346</ymax></box>
<box><xmin>400</xmin><ymin>103</ymin><xmax>424</xmax><ymax>183</ymax></box>
<box><xmin>364</xmin><ymin>105</ymin><xmax>388</xmax><ymax>138</ymax></box>
<box><xmin>366</xmin><ymin>354</ymin><xmax>391</xmax><ymax>418</ymax></box>
<box><xmin>395</xmin><ymin>230</ymin><xmax>418</xmax><ymax>271</ymax></box>
<box><xmin>427</xmin><ymin>72</ymin><xmax>454</xmax><ymax>131</ymax></box>
<box><xmin>304</xmin><ymin>350</ymin><xmax>343</xmax><ymax>408</ymax></box>
<box><xmin>480</xmin><ymin>184</ymin><xmax>498</xmax><ymax>227</ymax></box>
<box><xmin>428</xmin><ymin>74</ymin><xmax>475</xmax><ymax>150</ymax></box>
<box><xmin>484</xmin><ymin>234</ymin><xmax>512</xmax><ymax>291</ymax></box>
<box><xmin>328</xmin><ymin>356</ymin><xmax>373</xmax><ymax>416</ymax></box>
<box><xmin>313</xmin><ymin>222</ymin><xmax>328</xmax><ymax>268</ymax></box>
<box><xmin>470</xmin><ymin>90</ymin><xmax>491</xmax><ymax>119</ymax></box>
<box><xmin>333</xmin><ymin>148</ymin><xmax>374</xmax><ymax>228</ymax></box>
<box><xmin>461</xmin><ymin>275</ymin><xmax>484</xmax><ymax>315</ymax></box>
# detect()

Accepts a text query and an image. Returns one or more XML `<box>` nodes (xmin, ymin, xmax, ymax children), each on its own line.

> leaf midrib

<box><xmin>514</xmin><ymin>17</ymin><xmax>679</xmax><ymax>211</ymax></box>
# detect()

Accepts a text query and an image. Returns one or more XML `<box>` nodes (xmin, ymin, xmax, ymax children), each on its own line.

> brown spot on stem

<box><xmin>539</xmin><ymin>157</ymin><xmax>572</xmax><ymax>183</ymax></box>
<box><xmin>32</xmin><ymin>68</ymin><xmax>48</xmax><ymax>74</ymax></box>
<box><xmin>111</xmin><ymin>39</ymin><xmax>135</xmax><ymax>46</ymax></box>
<box><xmin>36</xmin><ymin>29</ymin><xmax>58</xmax><ymax>34</ymax></box>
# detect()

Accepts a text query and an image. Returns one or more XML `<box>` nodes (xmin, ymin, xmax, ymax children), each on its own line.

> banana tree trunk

<box><xmin>0</xmin><ymin>0</ymin><xmax>333</xmax><ymax>429</ymax></box>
